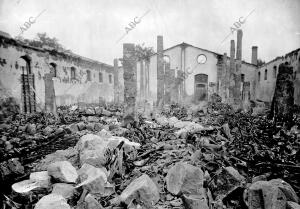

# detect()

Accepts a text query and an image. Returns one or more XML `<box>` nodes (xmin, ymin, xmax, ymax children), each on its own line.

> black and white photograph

<box><xmin>0</xmin><ymin>0</ymin><xmax>299</xmax><ymax>208</ymax></box>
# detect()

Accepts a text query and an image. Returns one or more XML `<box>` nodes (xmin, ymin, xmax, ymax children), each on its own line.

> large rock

<box><xmin>0</xmin><ymin>158</ymin><xmax>24</xmax><ymax>180</ymax></box>
<box><xmin>76</xmin><ymin>134</ymin><xmax>140</xmax><ymax>168</ymax></box>
<box><xmin>269</xmin><ymin>179</ymin><xmax>299</xmax><ymax>203</ymax></box>
<box><xmin>209</xmin><ymin>166</ymin><xmax>245</xmax><ymax>199</ymax></box>
<box><xmin>47</xmin><ymin>161</ymin><xmax>78</xmax><ymax>183</ymax></box>
<box><xmin>76</xmin><ymin>163</ymin><xmax>108</xmax><ymax>195</ymax></box>
<box><xmin>166</xmin><ymin>162</ymin><xmax>204</xmax><ymax>195</ymax></box>
<box><xmin>52</xmin><ymin>183</ymin><xmax>76</xmax><ymax>200</ymax></box>
<box><xmin>30</xmin><ymin>171</ymin><xmax>51</xmax><ymax>188</ymax></box>
<box><xmin>247</xmin><ymin>179</ymin><xmax>299</xmax><ymax>209</ymax></box>
<box><xmin>119</xmin><ymin>174</ymin><xmax>160</xmax><ymax>205</ymax></box>
<box><xmin>34</xmin><ymin>194</ymin><xmax>70</xmax><ymax>209</ymax></box>
<box><xmin>248</xmin><ymin>181</ymin><xmax>287</xmax><ymax>209</ymax></box>
<box><xmin>84</xmin><ymin>194</ymin><xmax>104</xmax><ymax>209</ymax></box>
<box><xmin>43</xmin><ymin>126</ymin><xmax>54</xmax><ymax>136</ymax></box>
<box><xmin>34</xmin><ymin>147</ymin><xmax>78</xmax><ymax>171</ymax></box>
<box><xmin>183</xmin><ymin>192</ymin><xmax>209</xmax><ymax>209</ymax></box>
<box><xmin>26</xmin><ymin>124</ymin><xmax>36</xmax><ymax>135</ymax></box>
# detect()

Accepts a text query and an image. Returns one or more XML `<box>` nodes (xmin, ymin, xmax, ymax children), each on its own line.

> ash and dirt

<box><xmin>0</xmin><ymin>100</ymin><xmax>300</xmax><ymax>209</ymax></box>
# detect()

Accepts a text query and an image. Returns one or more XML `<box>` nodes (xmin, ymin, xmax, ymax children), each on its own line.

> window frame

<box><xmin>86</xmin><ymin>70</ymin><xmax>91</xmax><ymax>81</ymax></box>
<box><xmin>109</xmin><ymin>74</ymin><xmax>113</xmax><ymax>84</ymax></box>
<box><xmin>99</xmin><ymin>72</ymin><xmax>103</xmax><ymax>83</ymax></box>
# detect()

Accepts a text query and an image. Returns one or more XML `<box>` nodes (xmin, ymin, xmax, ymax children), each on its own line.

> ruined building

<box><xmin>135</xmin><ymin>30</ymin><xmax>300</xmax><ymax>108</ymax></box>
<box><xmin>0</xmin><ymin>32</ymin><xmax>117</xmax><ymax>113</ymax></box>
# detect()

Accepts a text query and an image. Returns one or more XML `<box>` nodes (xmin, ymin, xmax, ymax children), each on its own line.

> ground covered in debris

<box><xmin>1</xmin><ymin>102</ymin><xmax>300</xmax><ymax>209</ymax></box>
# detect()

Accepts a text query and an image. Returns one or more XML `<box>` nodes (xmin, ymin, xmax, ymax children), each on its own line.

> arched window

<box><xmin>163</xmin><ymin>55</ymin><xmax>170</xmax><ymax>64</ymax></box>
<box><xmin>99</xmin><ymin>72</ymin><xmax>103</xmax><ymax>83</ymax></box>
<box><xmin>86</xmin><ymin>70</ymin><xmax>91</xmax><ymax>81</ymax></box>
<box><xmin>109</xmin><ymin>74</ymin><xmax>113</xmax><ymax>84</ymax></box>
<box><xmin>264</xmin><ymin>69</ymin><xmax>267</xmax><ymax>80</ymax></box>
<box><xmin>50</xmin><ymin>63</ymin><xmax>57</xmax><ymax>77</ymax></box>
<box><xmin>71</xmin><ymin>67</ymin><xmax>76</xmax><ymax>80</ymax></box>
<box><xmin>273</xmin><ymin>66</ymin><xmax>277</xmax><ymax>78</ymax></box>
<box><xmin>258</xmin><ymin>72</ymin><xmax>261</xmax><ymax>82</ymax></box>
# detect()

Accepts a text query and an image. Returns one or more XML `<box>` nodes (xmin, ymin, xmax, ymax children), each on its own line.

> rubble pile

<box><xmin>1</xmin><ymin>103</ymin><xmax>300</xmax><ymax>209</ymax></box>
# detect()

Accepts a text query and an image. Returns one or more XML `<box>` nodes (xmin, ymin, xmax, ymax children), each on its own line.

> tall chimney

<box><xmin>251</xmin><ymin>46</ymin><xmax>258</xmax><ymax>65</ymax></box>
<box><xmin>157</xmin><ymin>35</ymin><xmax>164</xmax><ymax>107</ymax></box>
<box><xmin>236</xmin><ymin>29</ymin><xmax>243</xmax><ymax>60</ymax></box>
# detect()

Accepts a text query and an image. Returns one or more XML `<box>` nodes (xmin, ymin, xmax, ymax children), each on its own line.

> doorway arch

<box><xmin>20</xmin><ymin>55</ymin><xmax>36</xmax><ymax>113</ymax></box>
<box><xmin>194</xmin><ymin>74</ymin><xmax>208</xmax><ymax>102</ymax></box>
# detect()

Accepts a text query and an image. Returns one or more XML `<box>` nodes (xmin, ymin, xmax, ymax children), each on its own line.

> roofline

<box><xmin>149</xmin><ymin>42</ymin><xmax>256</xmax><ymax>67</ymax></box>
<box><xmin>0</xmin><ymin>33</ymin><xmax>113</xmax><ymax>68</ymax></box>
<box><xmin>258</xmin><ymin>48</ymin><xmax>300</xmax><ymax>68</ymax></box>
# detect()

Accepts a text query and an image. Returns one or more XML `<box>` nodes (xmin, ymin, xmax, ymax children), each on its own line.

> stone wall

<box><xmin>0</xmin><ymin>34</ymin><xmax>115</xmax><ymax>112</ymax></box>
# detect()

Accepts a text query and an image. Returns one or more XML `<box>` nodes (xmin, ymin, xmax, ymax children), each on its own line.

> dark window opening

<box><xmin>264</xmin><ymin>69</ymin><xmax>267</xmax><ymax>80</ymax></box>
<box><xmin>273</xmin><ymin>66</ymin><xmax>277</xmax><ymax>78</ymax></box>
<box><xmin>87</xmin><ymin>70</ymin><xmax>91</xmax><ymax>81</ymax></box>
<box><xmin>109</xmin><ymin>74</ymin><xmax>113</xmax><ymax>84</ymax></box>
<box><xmin>99</xmin><ymin>72</ymin><xmax>103</xmax><ymax>83</ymax></box>
<box><xmin>241</xmin><ymin>74</ymin><xmax>245</xmax><ymax>82</ymax></box>
<box><xmin>71</xmin><ymin>67</ymin><xmax>76</xmax><ymax>80</ymax></box>
<box><xmin>50</xmin><ymin>63</ymin><xmax>57</xmax><ymax>77</ymax></box>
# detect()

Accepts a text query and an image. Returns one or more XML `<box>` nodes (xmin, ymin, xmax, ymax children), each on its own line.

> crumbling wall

<box><xmin>0</xmin><ymin>35</ymin><xmax>115</xmax><ymax>112</ymax></box>
<box><xmin>256</xmin><ymin>49</ymin><xmax>300</xmax><ymax>104</ymax></box>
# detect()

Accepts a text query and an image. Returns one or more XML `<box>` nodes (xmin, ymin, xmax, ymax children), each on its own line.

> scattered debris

<box><xmin>0</xmin><ymin>103</ymin><xmax>299</xmax><ymax>208</ymax></box>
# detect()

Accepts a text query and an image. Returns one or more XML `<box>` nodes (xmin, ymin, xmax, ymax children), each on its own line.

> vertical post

<box><xmin>235</xmin><ymin>29</ymin><xmax>243</xmax><ymax>106</ymax></box>
<box><xmin>164</xmin><ymin>62</ymin><xmax>171</xmax><ymax>104</ymax></box>
<box><xmin>113</xmin><ymin>58</ymin><xmax>119</xmax><ymax>104</ymax></box>
<box><xmin>157</xmin><ymin>35</ymin><xmax>164</xmax><ymax>108</ymax></box>
<box><xmin>229</xmin><ymin>40</ymin><xmax>235</xmax><ymax>103</ymax></box>
<box><xmin>270</xmin><ymin>63</ymin><xmax>294</xmax><ymax>129</ymax></box>
<box><xmin>123</xmin><ymin>43</ymin><xmax>137</xmax><ymax>127</ymax></box>
<box><xmin>251</xmin><ymin>46</ymin><xmax>258</xmax><ymax>65</ymax></box>
<box><xmin>44</xmin><ymin>73</ymin><xmax>57</xmax><ymax>114</ymax></box>
<box><xmin>140</xmin><ymin>61</ymin><xmax>144</xmax><ymax>102</ymax></box>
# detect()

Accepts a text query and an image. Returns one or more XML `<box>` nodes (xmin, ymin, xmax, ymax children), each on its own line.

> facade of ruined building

<box><xmin>135</xmin><ymin>34</ymin><xmax>300</xmax><ymax>108</ymax></box>
<box><xmin>136</xmin><ymin>35</ymin><xmax>257</xmax><ymax>107</ymax></box>
<box><xmin>256</xmin><ymin>48</ymin><xmax>300</xmax><ymax>104</ymax></box>
<box><xmin>0</xmin><ymin>33</ymin><xmax>116</xmax><ymax>113</ymax></box>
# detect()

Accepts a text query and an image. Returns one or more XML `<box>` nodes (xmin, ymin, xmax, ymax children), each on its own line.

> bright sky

<box><xmin>0</xmin><ymin>0</ymin><xmax>299</xmax><ymax>65</ymax></box>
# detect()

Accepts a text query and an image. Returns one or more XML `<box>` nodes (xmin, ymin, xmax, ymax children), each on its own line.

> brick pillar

<box><xmin>270</xmin><ymin>63</ymin><xmax>294</xmax><ymax>128</ymax></box>
<box><xmin>229</xmin><ymin>40</ymin><xmax>235</xmax><ymax>103</ymax></box>
<box><xmin>123</xmin><ymin>43</ymin><xmax>137</xmax><ymax>126</ymax></box>
<box><xmin>216</xmin><ymin>55</ymin><xmax>223</xmax><ymax>96</ymax></box>
<box><xmin>242</xmin><ymin>81</ymin><xmax>251</xmax><ymax>111</ymax></box>
<box><xmin>236</xmin><ymin>29</ymin><xmax>242</xmax><ymax>60</ymax></box>
<box><xmin>251</xmin><ymin>46</ymin><xmax>258</xmax><ymax>65</ymax></box>
<box><xmin>235</xmin><ymin>29</ymin><xmax>243</xmax><ymax>105</ymax></box>
<box><xmin>113</xmin><ymin>58</ymin><xmax>119</xmax><ymax>104</ymax></box>
<box><xmin>169</xmin><ymin>69</ymin><xmax>176</xmax><ymax>103</ymax></box>
<box><xmin>139</xmin><ymin>61</ymin><xmax>144</xmax><ymax>102</ymax></box>
<box><xmin>157</xmin><ymin>35</ymin><xmax>164</xmax><ymax>107</ymax></box>
<box><xmin>44</xmin><ymin>73</ymin><xmax>56</xmax><ymax>114</ymax></box>
<box><xmin>164</xmin><ymin>62</ymin><xmax>172</xmax><ymax>104</ymax></box>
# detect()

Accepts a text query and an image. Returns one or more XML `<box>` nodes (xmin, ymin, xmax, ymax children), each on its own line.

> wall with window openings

<box><xmin>0</xmin><ymin>34</ymin><xmax>115</xmax><ymax>111</ymax></box>
<box><xmin>255</xmin><ymin>49</ymin><xmax>300</xmax><ymax>104</ymax></box>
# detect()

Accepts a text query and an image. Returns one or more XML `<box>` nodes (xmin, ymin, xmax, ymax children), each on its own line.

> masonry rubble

<box><xmin>0</xmin><ymin>100</ymin><xmax>298</xmax><ymax>209</ymax></box>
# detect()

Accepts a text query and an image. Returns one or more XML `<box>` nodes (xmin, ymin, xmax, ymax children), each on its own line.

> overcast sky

<box><xmin>0</xmin><ymin>0</ymin><xmax>299</xmax><ymax>65</ymax></box>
